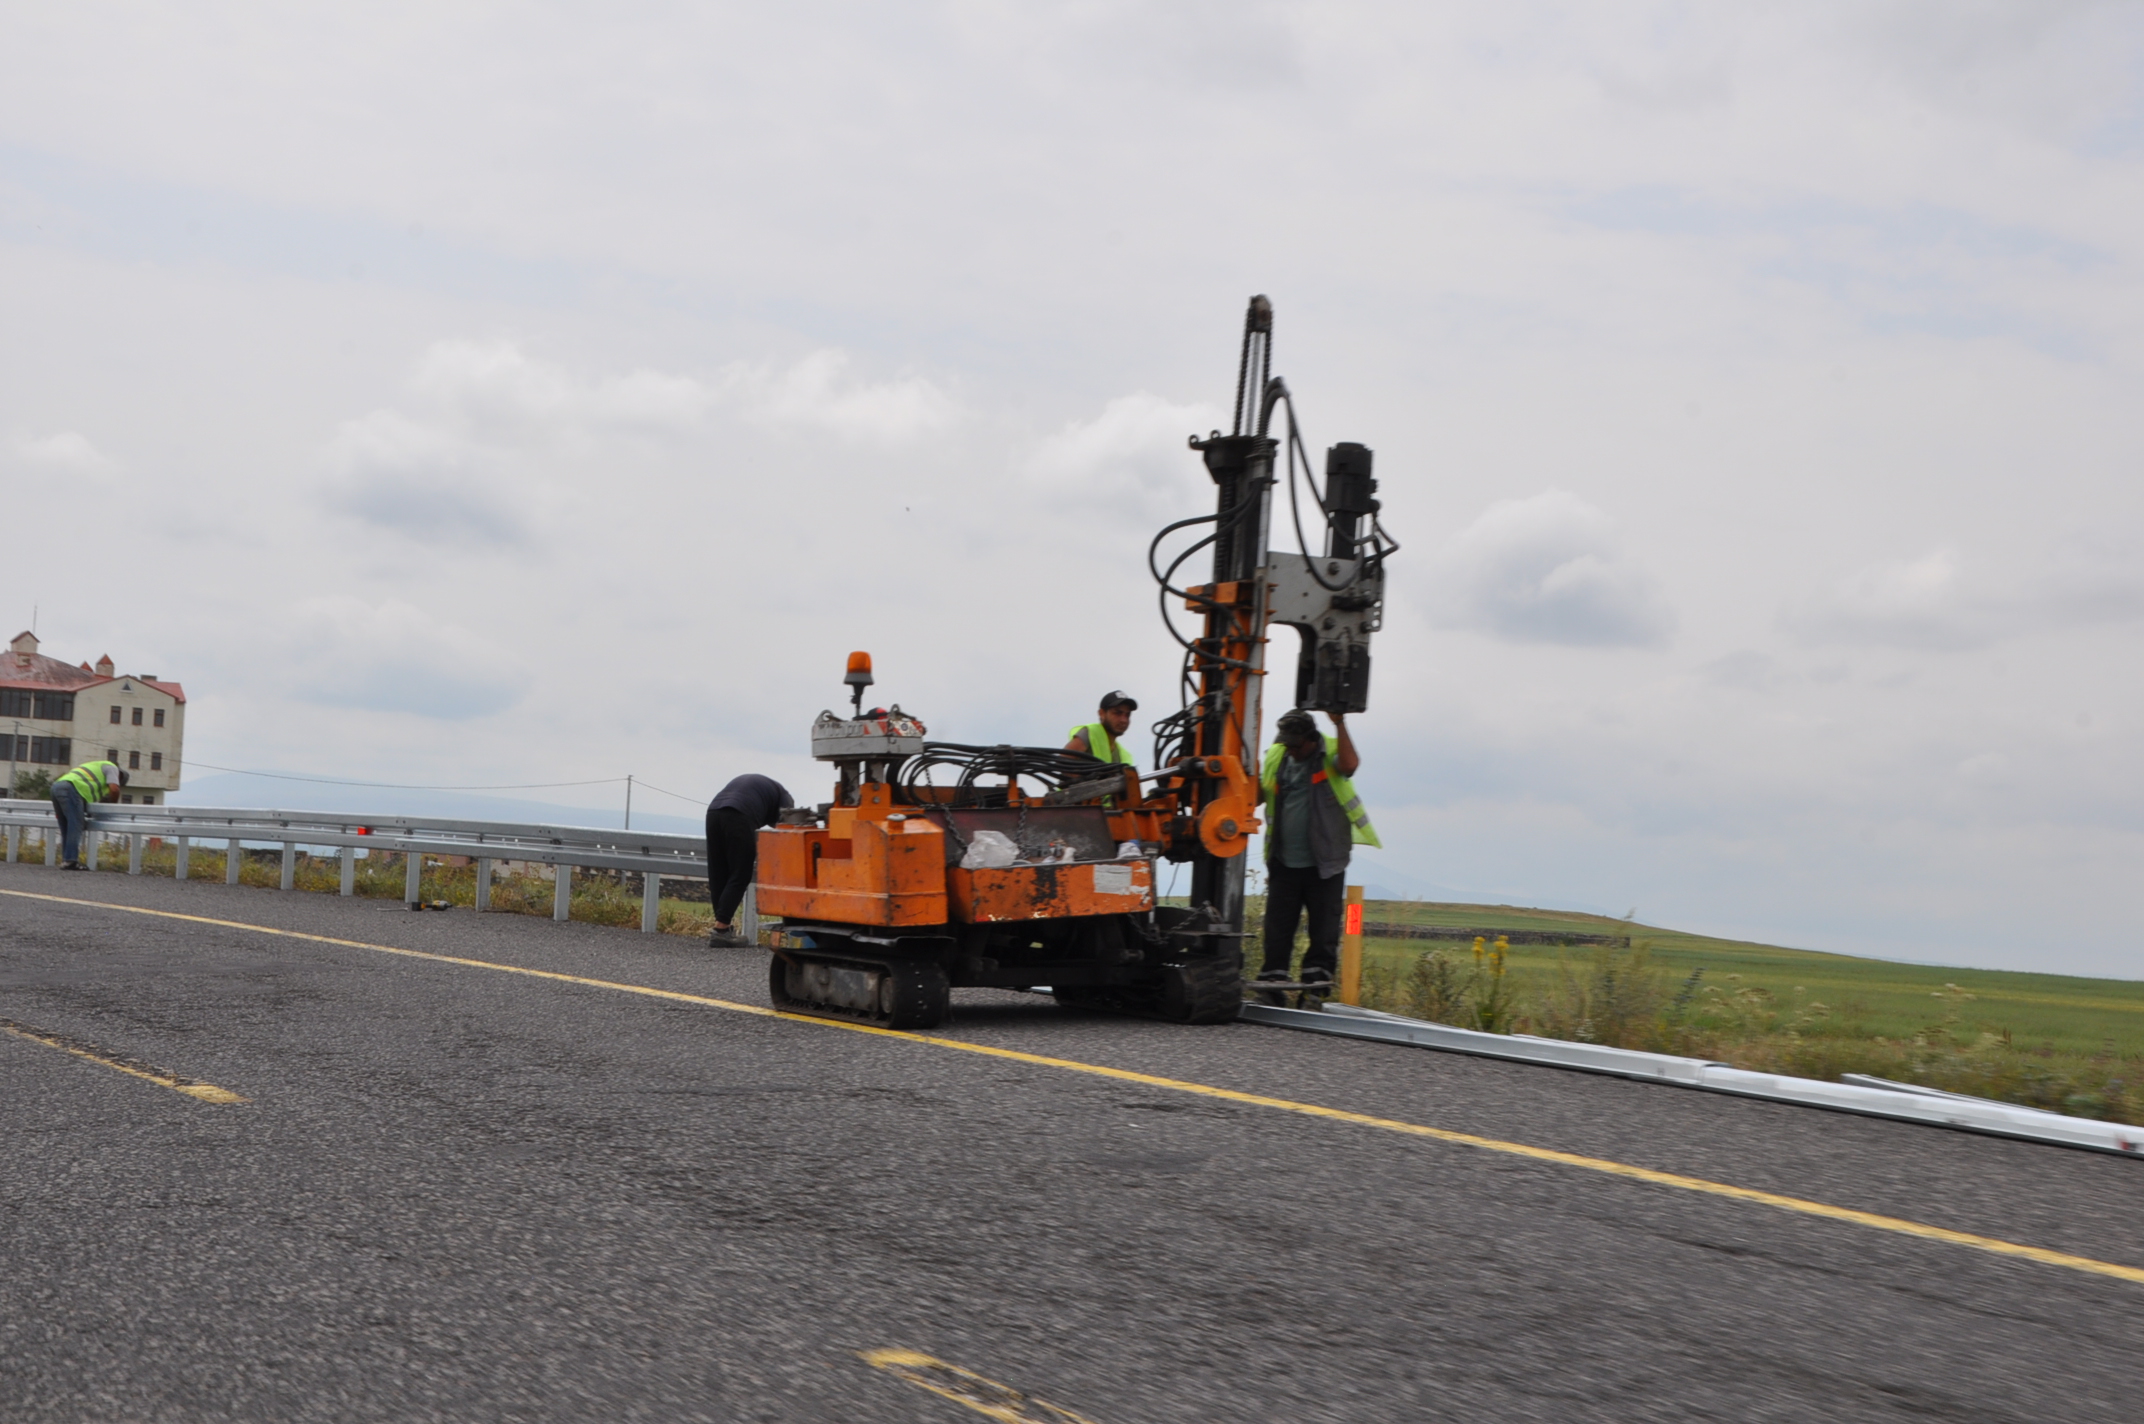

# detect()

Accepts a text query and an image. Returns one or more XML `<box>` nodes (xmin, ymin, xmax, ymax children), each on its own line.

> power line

<box><xmin>184</xmin><ymin>764</ymin><xmax>748</xmax><ymax>813</ymax></box>
<box><xmin>632</xmin><ymin>779</ymin><xmax>711</xmax><ymax>808</ymax></box>
<box><xmin>184</xmin><ymin>761</ymin><xmax>636</xmax><ymax>793</ymax></box>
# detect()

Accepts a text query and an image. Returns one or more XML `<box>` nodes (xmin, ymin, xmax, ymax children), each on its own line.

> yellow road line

<box><xmin>5</xmin><ymin>887</ymin><xmax>2141</xmax><ymax>1287</ymax></box>
<box><xmin>0</xmin><ymin>1019</ymin><xmax>248</xmax><ymax>1103</ymax></box>
<box><xmin>861</xmin><ymin>1349</ymin><xmax>1099</xmax><ymax>1423</ymax></box>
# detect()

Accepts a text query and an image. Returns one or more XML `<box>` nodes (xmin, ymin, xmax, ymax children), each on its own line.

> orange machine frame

<box><xmin>753</xmin><ymin>749</ymin><xmax>1254</xmax><ymax>932</ymax></box>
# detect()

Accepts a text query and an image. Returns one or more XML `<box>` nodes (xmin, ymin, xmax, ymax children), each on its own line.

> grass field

<box><xmin>1357</xmin><ymin>900</ymin><xmax>2144</xmax><ymax>1059</ymax></box>
<box><xmin>1254</xmin><ymin>898</ymin><xmax>2144</xmax><ymax>1124</ymax></box>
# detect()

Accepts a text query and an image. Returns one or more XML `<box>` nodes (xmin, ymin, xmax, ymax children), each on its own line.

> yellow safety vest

<box><xmin>58</xmin><ymin>760</ymin><xmax>119</xmax><ymax>804</ymax></box>
<box><xmin>1070</xmin><ymin>723</ymin><xmax>1136</xmax><ymax>769</ymax></box>
<box><xmin>1261</xmin><ymin>738</ymin><xmax>1380</xmax><ymax>848</ymax></box>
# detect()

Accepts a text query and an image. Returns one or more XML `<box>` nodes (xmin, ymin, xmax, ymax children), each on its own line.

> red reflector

<box><xmin>1344</xmin><ymin>904</ymin><xmax>1363</xmax><ymax>936</ymax></box>
<box><xmin>356</xmin><ymin>827</ymin><xmax>370</xmax><ymax>835</ymax></box>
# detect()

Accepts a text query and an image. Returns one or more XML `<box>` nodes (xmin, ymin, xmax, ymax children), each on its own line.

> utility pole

<box><xmin>624</xmin><ymin>775</ymin><xmax>633</xmax><ymax>830</ymax></box>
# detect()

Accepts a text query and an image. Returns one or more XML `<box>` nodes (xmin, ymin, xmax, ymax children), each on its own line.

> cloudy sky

<box><xmin>4</xmin><ymin>3</ymin><xmax>2141</xmax><ymax>975</ymax></box>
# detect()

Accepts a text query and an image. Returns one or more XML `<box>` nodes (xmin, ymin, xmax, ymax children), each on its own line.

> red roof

<box><xmin>2</xmin><ymin>650</ymin><xmax>186</xmax><ymax>703</ymax></box>
<box><xmin>2</xmin><ymin>647</ymin><xmax>102</xmax><ymax>692</ymax></box>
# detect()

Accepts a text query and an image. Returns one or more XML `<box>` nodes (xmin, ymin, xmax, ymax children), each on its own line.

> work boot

<box><xmin>1252</xmin><ymin>968</ymin><xmax>1290</xmax><ymax>1006</ymax></box>
<box><xmin>1300</xmin><ymin>965</ymin><xmax>1333</xmax><ymax>986</ymax></box>
<box><xmin>707</xmin><ymin>926</ymin><xmax>751</xmax><ymax>949</ymax></box>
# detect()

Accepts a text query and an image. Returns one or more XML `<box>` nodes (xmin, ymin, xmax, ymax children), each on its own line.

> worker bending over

<box><xmin>51</xmin><ymin>758</ymin><xmax>126</xmax><ymax>870</ymax></box>
<box><xmin>1257</xmin><ymin>708</ymin><xmax>1379</xmax><ymax>988</ymax></box>
<box><xmin>1065</xmin><ymin>691</ymin><xmax>1138</xmax><ymax>768</ymax></box>
<box><xmin>704</xmin><ymin>773</ymin><xmax>793</xmax><ymax>948</ymax></box>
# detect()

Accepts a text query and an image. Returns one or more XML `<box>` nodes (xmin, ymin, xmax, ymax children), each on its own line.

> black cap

<box><xmin>1100</xmin><ymin>690</ymin><xmax>1137</xmax><ymax>711</ymax></box>
<box><xmin>1275</xmin><ymin>709</ymin><xmax>1318</xmax><ymax>743</ymax></box>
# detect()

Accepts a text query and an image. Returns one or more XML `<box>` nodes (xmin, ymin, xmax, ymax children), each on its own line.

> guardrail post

<box><xmin>87</xmin><ymin>832</ymin><xmax>101</xmax><ymax>871</ymax></box>
<box><xmin>47</xmin><ymin>829</ymin><xmax>58</xmax><ymax>865</ymax></box>
<box><xmin>1337</xmin><ymin>884</ymin><xmax>1364</xmax><ymax>1006</ymax></box>
<box><xmin>5</xmin><ymin>824</ymin><xmax>15</xmax><ymax>862</ymax></box>
<box><xmin>280</xmin><ymin>843</ymin><xmax>296</xmax><ymax>891</ymax></box>
<box><xmin>475</xmin><ymin>858</ymin><xmax>492</xmax><ymax>911</ymax></box>
<box><xmin>339</xmin><ymin>850</ymin><xmax>355</xmax><ymax>896</ymax></box>
<box><xmin>738</xmin><ymin>884</ymin><xmax>758</xmax><ymax>945</ymax></box>
<box><xmin>642</xmin><ymin>872</ymin><xmax>661</xmax><ymax>933</ymax></box>
<box><xmin>404</xmin><ymin>852</ymin><xmax>423</xmax><ymax>905</ymax></box>
<box><xmin>175</xmin><ymin>837</ymin><xmax>190</xmax><ymax>880</ymax></box>
<box><xmin>129</xmin><ymin>834</ymin><xmax>144</xmax><ymax>876</ymax></box>
<box><xmin>553</xmin><ymin>864</ymin><xmax>572</xmax><ymax>921</ymax></box>
<box><xmin>226</xmin><ymin>838</ymin><xmax>243</xmax><ymax>884</ymax></box>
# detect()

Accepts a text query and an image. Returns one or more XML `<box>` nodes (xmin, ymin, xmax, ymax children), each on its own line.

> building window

<box><xmin>107</xmin><ymin>747</ymin><xmax>118</xmax><ymax>760</ymax></box>
<box><xmin>5</xmin><ymin>692</ymin><xmax>72</xmax><ymax>719</ymax></box>
<box><xmin>141</xmin><ymin>794</ymin><xmax>155</xmax><ymax>805</ymax></box>
<box><xmin>127</xmin><ymin>750</ymin><xmax>140</xmax><ymax>769</ymax></box>
<box><xmin>153</xmin><ymin>708</ymin><xmax>165</xmax><ymax>728</ymax></box>
<box><xmin>150</xmin><ymin>752</ymin><xmax>163</xmax><ymax>770</ymax></box>
<box><xmin>131</xmin><ymin>707</ymin><xmax>143</xmax><ymax>726</ymax></box>
<box><xmin>110</xmin><ymin>706</ymin><xmax>121</xmax><ymax>724</ymax></box>
<box><xmin>121</xmin><ymin>794</ymin><xmax>133</xmax><ymax>804</ymax></box>
<box><xmin>30</xmin><ymin>737</ymin><xmax>71</xmax><ymax>765</ymax></box>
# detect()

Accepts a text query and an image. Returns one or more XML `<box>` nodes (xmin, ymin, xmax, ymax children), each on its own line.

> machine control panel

<box><xmin>811</xmin><ymin>708</ymin><xmax>928</xmax><ymax>762</ymax></box>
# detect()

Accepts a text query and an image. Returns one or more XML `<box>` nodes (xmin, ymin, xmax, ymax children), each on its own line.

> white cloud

<box><xmin>714</xmin><ymin>350</ymin><xmax>962</xmax><ymax>442</ymax></box>
<box><xmin>404</xmin><ymin>338</ymin><xmax>957</xmax><ymax>444</ymax></box>
<box><xmin>318</xmin><ymin>409</ymin><xmax>528</xmax><ymax>546</ymax></box>
<box><xmin>1026</xmin><ymin>392</ymin><xmax>1223</xmax><ymax>519</ymax></box>
<box><xmin>1790</xmin><ymin>547</ymin><xmax>2144</xmax><ymax>649</ymax></box>
<box><xmin>414</xmin><ymin>339</ymin><xmax>713</xmax><ymax>429</ymax></box>
<box><xmin>1791</xmin><ymin>548</ymin><xmax>1980</xmax><ymax>649</ymax></box>
<box><xmin>278</xmin><ymin>597</ymin><xmax>526</xmax><ymax>721</ymax></box>
<box><xmin>1425</xmin><ymin>491</ymin><xmax>1674</xmax><ymax>647</ymax></box>
<box><xmin>12</xmin><ymin>430</ymin><xmax>114</xmax><ymax>472</ymax></box>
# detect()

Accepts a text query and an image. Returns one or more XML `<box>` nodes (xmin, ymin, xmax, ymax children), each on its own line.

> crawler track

<box><xmin>768</xmin><ymin>944</ymin><xmax>951</xmax><ymax>1029</ymax></box>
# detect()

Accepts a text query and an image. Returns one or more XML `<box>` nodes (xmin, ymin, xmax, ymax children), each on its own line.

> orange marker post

<box><xmin>1338</xmin><ymin>884</ymin><xmax>1365</xmax><ymax>1005</ymax></box>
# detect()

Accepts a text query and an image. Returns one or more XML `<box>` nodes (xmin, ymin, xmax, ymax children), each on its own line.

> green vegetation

<box><xmin>1253</xmin><ymin>898</ymin><xmax>2144</xmax><ymax>1124</ymax></box>
<box><xmin>11</xmin><ymin>770</ymin><xmax>52</xmax><ymax>798</ymax></box>
<box><xmin>11</xmin><ymin>831</ymin><xmax>718</xmax><ymax>938</ymax></box>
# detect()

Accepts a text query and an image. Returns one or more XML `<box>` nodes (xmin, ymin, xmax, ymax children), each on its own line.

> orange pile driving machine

<box><xmin>753</xmin><ymin>297</ymin><xmax>1393</xmax><ymax>1028</ymax></box>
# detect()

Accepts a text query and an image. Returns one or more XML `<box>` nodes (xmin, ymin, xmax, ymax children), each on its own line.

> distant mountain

<box><xmin>170</xmin><ymin>773</ymin><xmax>705</xmax><ymax>837</ymax></box>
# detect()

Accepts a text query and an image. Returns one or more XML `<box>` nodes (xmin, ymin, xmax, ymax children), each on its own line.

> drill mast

<box><xmin>1163</xmin><ymin>295</ymin><xmax>1392</xmax><ymax>941</ymax></box>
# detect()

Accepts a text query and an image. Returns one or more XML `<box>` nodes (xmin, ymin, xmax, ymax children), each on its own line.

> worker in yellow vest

<box><xmin>51</xmin><ymin>758</ymin><xmax>126</xmax><ymax>870</ymax></box>
<box><xmin>1257</xmin><ymin>708</ymin><xmax>1378</xmax><ymax>988</ymax></box>
<box><xmin>1065</xmin><ymin>691</ymin><xmax>1138</xmax><ymax>770</ymax></box>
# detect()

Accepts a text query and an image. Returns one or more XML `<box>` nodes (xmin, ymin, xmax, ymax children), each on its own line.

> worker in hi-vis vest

<box><xmin>51</xmin><ymin>758</ymin><xmax>126</xmax><ymax>870</ymax></box>
<box><xmin>1065</xmin><ymin>690</ymin><xmax>1138</xmax><ymax>769</ymax></box>
<box><xmin>1257</xmin><ymin>707</ymin><xmax>1378</xmax><ymax>987</ymax></box>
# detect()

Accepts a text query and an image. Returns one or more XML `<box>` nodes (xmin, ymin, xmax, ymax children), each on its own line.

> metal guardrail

<box><xmin>1242</xmin><ymin>1001</ymin><xmax>2144</xmax><ymax>1158</ymax></box>
<box><xmin>0</xmin><ymin>801</ymin><xmax>725</xmax><ymax>935</ymax></box>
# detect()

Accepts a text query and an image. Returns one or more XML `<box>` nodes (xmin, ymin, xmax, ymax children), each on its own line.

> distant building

<box><xmin>1</xmin><ymin>631</ymin><xmax>187</xmax><ymax>804</ymax></box>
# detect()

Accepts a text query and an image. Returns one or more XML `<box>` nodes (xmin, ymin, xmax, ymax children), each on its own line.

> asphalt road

<box><xmin>2</xmin><ymin>861</ymin><xmax>2139</xmax><ymax>1423</ymax></box>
